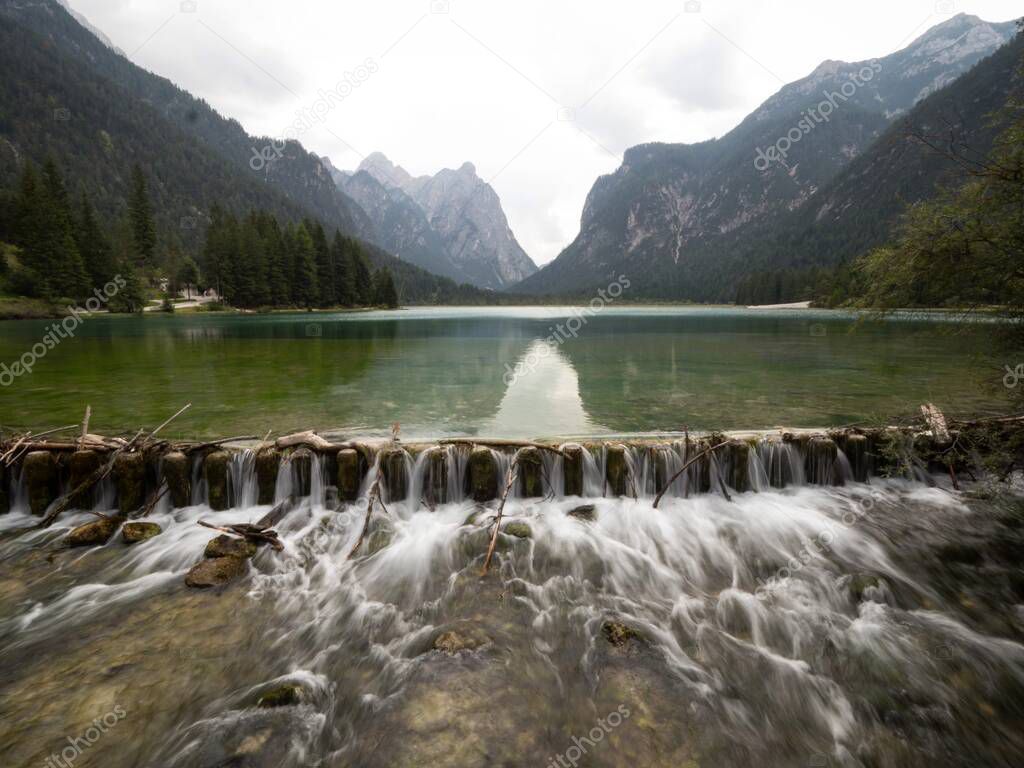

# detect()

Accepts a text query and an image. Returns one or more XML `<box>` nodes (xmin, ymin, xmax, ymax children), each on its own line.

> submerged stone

<box><xmin>433</xmin><ymin>626</ymin><xmax>489</xmax><ymax>655</ymax></box>
<box><xmin>602</xmin><ymin>621</ymin><xmax>642</xmax><ymax>647</ymax></box>
<box><xmin>336</xmin><ymin>448</ymin><xmax>362</xmax><ymax>502</ymax></box>
<box><xmin>23</xmin><ymin>450</ymin><xmax>58</xmax><ymax>515</ymax></box>
<box><xmin>204</xmin><ymin>534</ymin><xmax>258</xmax><ymax>559</ymax></box>
<box><xmin>256</xmin><ymin>683</ymin><xmax>305</xmax><ymax>708</ymax></box>
<box><xmin>162</xmin><ymin>451</ymin><xmax>191</xmax><ymax>508</ymax></box>
<box><xmin>66</xmin><ymin>515</ymin><xmax>123</xmax><ymax>547</ymax></box>
<box><xmin>501</xmin><ymin>521</ymin><xmax>532</xmax><ymax>539</ymax></box>
<box><xmin>122</xmin><ymin>521</ymin><xmax>162</xmax><ymax>544</ymax></box>
<box><xmin>567</xmin><ymin>504</ymin><xmax>596</xmax><ymax>521</ymax></box>
<box><xmin>255</xmin><ymin>448</ymin><xmax>280</xmax><ymax>505</ymax></box>
<box><xmin>562</xmin><ymin>443</ymin><xmax>584</xmax><ymax>497</ymax></box>
<box><xmin>204</xmin><ymin>450</ymin><xmax>230</xmax><ymax>511</ymax></box>
<box><xmin>114</xmin><ymin>451</ymin><xmax>146</xmax><ymax>515</ymax></box>
<box><xmin>184</xmin><ymin>555</ymin><xmax>248</xmax><ymax>588</ymax></box>
<box><xmin>468</xmin><ymin>447</ymin><xmax>498</xmax><ymax>502</ymax></box>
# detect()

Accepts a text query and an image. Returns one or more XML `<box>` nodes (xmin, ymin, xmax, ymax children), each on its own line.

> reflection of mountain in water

<box><xmin>482</xmin><ymin>340</ymin><xmax>606</xmax><ymax>438</ymax></box>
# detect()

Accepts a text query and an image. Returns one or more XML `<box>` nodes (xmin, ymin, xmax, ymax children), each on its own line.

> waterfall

<box><xmin>190</xmin><ymin>453</ymin><xmax>206</xmax><ymax>506</ymax></box>
<box><xmin>581</xmin><ymin>446</ymin><xmax>604</xmax><ymax>497</ymax></box>
<box><xmin>228</xmin><ymin>449</ymin><xmax>259</xmax><ymax>509</ymax></box>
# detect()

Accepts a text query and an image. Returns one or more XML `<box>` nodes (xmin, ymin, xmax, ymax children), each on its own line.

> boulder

<box><xmin>114</xmin><ymin>451</ymin><xmax>146</xmax><ymax>515</ymax></box>
<box><xmin>23</xmin><ymin>450</ymin><xmax>58</xmax><ymax>515</ymax></box>
<box><xmin>204</xmin><ymin>534</ymin><xmax>258</xmax><ymax>559</ymax></box>
<box><xmin>255</xmin><ymin>448</ymin><xmax>281</xmax><ymax>505</ymax></box>
<box><xmin>336</xmin><ymin>448</ymin><xmax>362</xmax><ymax>502</ymax></box>
<box><xmin>433</xmin><ymin>626</ymin><xmax>490</xmax><ymax>655</ymax></box>
<box><xmin>204</xmin><ymin>451</ymin><xmax>230</xmax><ymax>511</ymax></box>
<box><xmin>468</xmin><ymin>447</ymin><xmax>498</xmax><ymax>502</ymax></box>
<box><xmin>122</xmin><ymin>521</ymin><xmax>162</xmax><ymax>544</ymax></box>
<box><xmin>66</xmin><ymin>515</ymin><xmax>123</xmax><ymax>547</ymax></box>
<box><xmin>161</xmin><ymin>451</ymin><xmax>191</xmax><ymax>508</ymax></box>
<box><xmin>184</xmin><ymin>555</ymin><xmax>248</xmax><ymax>588</ymax></box>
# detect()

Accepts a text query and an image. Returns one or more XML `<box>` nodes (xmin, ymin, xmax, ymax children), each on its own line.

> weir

<box><xmin>0</xmin><ymin>428</ymin><xmax>925</xmax><ymax>517</ymax></box>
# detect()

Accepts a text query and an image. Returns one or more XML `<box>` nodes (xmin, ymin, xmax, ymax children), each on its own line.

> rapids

<box><xmin>1</xmin><ymin>447</ymin><xmax>1023</xmax><ymax>767</ymax></box>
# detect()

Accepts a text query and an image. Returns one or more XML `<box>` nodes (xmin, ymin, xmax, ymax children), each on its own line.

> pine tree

<box><xmin>74</xmin><ymin>192</ymin><xmax>115</xmax><ymax>288</ymax></box>
<box><xmin>310</xmin><ymin>221</ymin><xmax>335</xmax><ymax>307</ymax></box>
<box><xmin>41</xmin><ymin>158</ymin><xmax>90</xmax><ymax>299</ymax></box>
<box><xmin>177</xmin><ymin>256</ymin><xmax>200</xmax><ymax>299</ymax></box>
<box><xmin>332</xmin><ymin>232</ymin><xmax>354</xmax><ymax>306</ymax></box>
<box><xmin>372</xmin><ymin>267</ymin><xmax>399</xmax><ymax>308</ymax></box>
<box><xmin>290</xmin><ymin>222</ymin><xmax>318</xmax><ymax>308</ymax></box>
<box><xmin>349</xmin><ymin>240</ymin><xmax>372</xmax><ymax>306</ymax></box>
<box><xmin>128</xmin><ymin>163</ymin><xmax>157</xmax><ymax>266</ymax></box>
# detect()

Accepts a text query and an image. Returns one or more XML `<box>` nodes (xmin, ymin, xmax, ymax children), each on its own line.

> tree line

<box><xmin>0</xmin><ymin>157</ymin><xmax>398</xmax><ymax>311</ymax></box>
<box><xmin>201</xmin><ymin>207</ymin><xmax>398</xmax><ymax>310</ymax></box>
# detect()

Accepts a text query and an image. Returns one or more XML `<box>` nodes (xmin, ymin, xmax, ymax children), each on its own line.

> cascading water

<box><xmin>0</xmin><ymin>440</ymin><xmax>1022</xmax><ymax>767</ymax></box>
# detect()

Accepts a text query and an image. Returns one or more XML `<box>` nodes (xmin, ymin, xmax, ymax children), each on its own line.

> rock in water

<box><xmin>468</xmin><ymin>447</ymin><xmax>497</xmax><ymax>502</ymax></box>
<box><xmin>336</xmin><ymin>448</ymin><xmax>362</xmax><ymax>502</ymax></box>
<box><xmin>517</xmin><ymin>447</ymin><xmax>543</xmax><ymax>497</ymax></box>
<box><xmin>114</xmin><ymin>452</ymin><xmax>146</xmax><ymax>515</ymax></box>
<box><xmin>501</xmin><ymin>521</ymin><xmax>532</xmax><ymax>539</ymax></box>
<box><xmin>562</xmin><ymin>443</ymin><xmax>584</xmax><ymax>496</ymax></box>
<box><xmin>606</xmin><ymin>444</ymin><xmax>628</xmax><ymax>497</ymax></box>
<box><xmin>567</xmin><ymin>504</ymin><xmax>596</xmax><ymax>522</ymax></box>
<box><xmin>255</xmin><ymin>448</ymin><xmax>280</xmax><ymax>505</ymax></box>
<box><xmin>66</xmin><ymin>516</ymin><xmax>123</xmax><ymax>547</ymax></box>
<box><xmin>256</xmin><ymin>683</ymin><xmax>305</xmax><ymax>708</ymax></box>
<box><xmin>68</xmin><ymin>450</ymin><xmax>102</xmax><ymax>509</ymax></box>
<box><xmin>184</xmin><ymin>555</ymin><xmax>248</xmax><ymax>588</ymax></box>
<box><xmin>161</xmin><ymin>451</ymin><xmax>191</xmax><ymax>508</ymax></box>
<box><xmin>290</xmin><ymin>448</ymin><xmax>313</xmax><ymax>497</ymax></box>
<box><xmin>204</xmin><ymin>451</ymin><xmax>230</xmax><ymax>511</ymax></box>
<box><xmin>122</xmin><ymin>521</ymin><xmax>162</xmax><ymax>544</ymax></box>
<box><xmin>204</xmin><ymin>534</ymin><xmax>258</xmax><ymax>559</ymax></box>
<box><xmin>23</xmin><ymin>450</ymin><xmax>58</xmax><ymax>515</ymax></box>
<box><xmin>381</xmin><ymin>447</ymin><xmax>408</xmax><ymax>502</ymax></box>
<box><xmin>602</xmin><ymin>621</ymin><xmax>642</xmax><ymax>647</ymax></box>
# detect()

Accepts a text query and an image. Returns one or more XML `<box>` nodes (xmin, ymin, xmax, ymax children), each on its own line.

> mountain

<box><xmin>331</xmin><ymin>152</ymin><xmax>538</xmax><ymax>290</ymax></box>
<box><xmin>514</xmin><ymin>14</ymin><xmax>1017</xmax><ymax>300</ymax></box>
<box><xmin>733</xmin><ymin>27</ymin><xmax>1024</xmax><ymax>299</ymax></box>
<box><xmin>0</xmin><ymin>0</ymin><xmax>368</xmax><ymax>246</ymax></box>
<box><xmin>0</xmin><ymin>0</ymin><xmax>504</xmax><ymax>305</ymax></box>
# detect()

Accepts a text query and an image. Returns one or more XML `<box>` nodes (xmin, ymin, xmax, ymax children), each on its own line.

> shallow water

<box><xmin>0</xmin><ymin>307</ymin><xmax>1009</xmax><ymax>438</ymax></box>
<box><xmin>1</xmin><ymin>465</ymin><xmax>1023</xmax><ymax>767</ymax></box>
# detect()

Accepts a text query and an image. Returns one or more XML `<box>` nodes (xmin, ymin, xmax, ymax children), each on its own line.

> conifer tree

<box><xmin>372</xmin><ymin>267</ymin><xmax>399</xmax><ymax>308</ymax></box>
<box><xmin>128</xmin><ymin>163</ymin><xmax>157</xmax><ymax>266</ymax></box>
<box><xmin>74</xmin><ymin>192</ymin><xmax>115</xmax><ymax>288</ymax></box>
<box><xmin>332</xmin><ymin>232</ymin><xmax>354</xmax><ymax>307</ymax></box>
<box><xmin>349</xmin><ymin>240</ymin><xmax>373</xmax><ymax>306</ymax></box>
<box><xmin>290</xmin><ymin>222</ymin><xmax>318</xmax><ymax>308</ymax></box>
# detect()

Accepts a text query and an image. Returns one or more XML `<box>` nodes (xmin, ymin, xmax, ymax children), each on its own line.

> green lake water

<box><xmin>0</xmin><ymin>307</ymin><xmax>1011</xmax><ymax>439</ymax></box>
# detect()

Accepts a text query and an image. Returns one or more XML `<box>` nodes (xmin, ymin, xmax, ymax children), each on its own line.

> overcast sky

<box><xmin>71</xmin><ymin>0</ymin><xmax>1020</xmax><ymax>265</ymax></box>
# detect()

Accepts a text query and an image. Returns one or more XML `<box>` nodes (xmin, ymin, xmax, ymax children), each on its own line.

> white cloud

<box><xmin>70</xmin><ymin>0</ymin><xmax>1023</xmax><ymax>265</ymax></box>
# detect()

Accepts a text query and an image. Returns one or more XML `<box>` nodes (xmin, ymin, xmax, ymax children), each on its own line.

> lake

<box><xmin>0</xmin><ymin>306</ymin><xmax>1010</xmax><ymax>438</ymax></box>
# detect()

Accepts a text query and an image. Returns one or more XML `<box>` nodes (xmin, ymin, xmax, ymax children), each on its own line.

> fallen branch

<box><xmin>1</xmin><ymin>424</ymin><xmax>80</xmax><ymax>465</ymax></box>
<box><xmin>481</xmin><ymin>448</ymin><xmax>523</xmax><ymax>576</ymax></box>
<box><xmin>276</xmin><ymin>430</ymin><xmax>336</xmax><ymax>451</ymax></box>
<box><xmin>440</xmin><ymin>438</ymin><xmax>565</xmax><ymax>457</ymax></box>
<box><xmin>256</xmin><ymin>496</ymin><xmax>296</xmax><ymax>529</ymax></box>
<box><xmin>197</xmin><ymin>520</ymin><xmax>283</xmax><ymax>551</ymax></box>
<box><xmin>652</xmin><ymin>442</ymin><xmax>730</xmax><ymax>509</ymax></box>
<box><xmin>181</xmin><ymin>435</ymin><xmax>258</xmax><ymax>453</ymax></box>
<box><xmin>346</xmin><ymin>475</ymin><xmax>387</xmax><ymax>560</ymax></box>
<box><xmin>133</xmin><ymin>482</ymin><xmax>168</xmax><ymax>519</ymax></box>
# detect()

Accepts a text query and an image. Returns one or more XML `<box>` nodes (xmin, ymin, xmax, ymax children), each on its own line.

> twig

<box><xmin>197</xmin><ymin>519</ymin><xmax>283</xmax><ymax>551</ymax></box>
<box><xmin>346</xmin><ymin>476</ymin><xmax>385</xmax><ymax>560</ymax></box>
<box><xmin>79</xmin><ymin>405</ymin><xmax>91</xmax><ymax>450</ymax></box>
<box><xmin>133</xmin><ymin>482</ymin><xmax>168</xmax><ymax>519</ymax></box>
<box><xmin>653</xmin><ymin>442</ymin><xmax>730</xmax><ymax>509</ymax></box>
<box><xmin>481</xmin><ymin>448</ymin><xmax>523</xmax><ymax>576</ymax></box>
<box><xmin>149</xmin><ymin>403</ymin><xmax>191</xmax><ymax>441</ymax></box>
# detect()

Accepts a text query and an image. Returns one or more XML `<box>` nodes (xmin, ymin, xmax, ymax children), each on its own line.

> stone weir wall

<box><xmin>0</xmin><ymin>428</ymin><xmax>954</xmax><ymax>518</ymax></box>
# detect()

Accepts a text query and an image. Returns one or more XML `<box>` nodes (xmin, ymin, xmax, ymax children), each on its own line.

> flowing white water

<box><xmin>1</xmin><ymin>451</ymin><xmax>1023</xmax><ymax>767</ymax></box>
